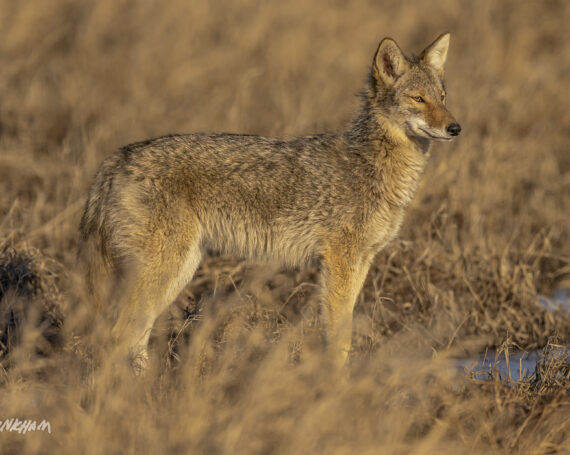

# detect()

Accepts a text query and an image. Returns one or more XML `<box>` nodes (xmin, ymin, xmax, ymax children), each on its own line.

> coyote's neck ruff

<box><xmin>349</xmin><ymin>113</ymin><xmax>429</xmax><ymax>209</ymax></box>
<box><xmin>78</xmin><ymin>33</ymin><xmax>461</xmax><ymax>370</ymax></box>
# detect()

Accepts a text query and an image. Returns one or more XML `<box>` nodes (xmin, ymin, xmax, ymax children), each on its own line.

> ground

<box><xmin>0</xmin><ymin>0</ymin><xmax>569</xmax><ymax>453</ymax></box>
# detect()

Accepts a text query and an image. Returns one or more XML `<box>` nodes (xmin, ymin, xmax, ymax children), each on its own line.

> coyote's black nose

<box><xmin>446</xmin><ymin>123</ymin><xmax>461</xmax><ymax>136</ymax></box>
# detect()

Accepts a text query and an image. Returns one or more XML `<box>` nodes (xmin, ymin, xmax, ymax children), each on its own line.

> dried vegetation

<box><xmin>0</xmin><ymin>0</ymin><xmax>569</xmax><ymax>453</ymax></box>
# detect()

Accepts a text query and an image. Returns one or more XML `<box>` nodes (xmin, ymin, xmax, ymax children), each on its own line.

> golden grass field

<box><xmin>0</xmin><ymin>0</ymin><xmax>569</xmax><ymax>453</ymax></box>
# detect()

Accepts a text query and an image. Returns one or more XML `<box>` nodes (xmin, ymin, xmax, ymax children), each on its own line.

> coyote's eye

<box><xmin>441</xmin><ymin>93</ymin><xmax>446</xmax><ymax>101</ymax></box>
<box><xmin>411</xmin><ymin>95</ymin><xmax>424</xmax><ymax>103</ymax></box>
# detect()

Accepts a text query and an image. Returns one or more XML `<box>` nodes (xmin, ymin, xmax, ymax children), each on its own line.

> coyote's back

<box><xmin>78</xmin><ymin>33</ymin><xmax>461</xmax><ymax>369</ymax></box>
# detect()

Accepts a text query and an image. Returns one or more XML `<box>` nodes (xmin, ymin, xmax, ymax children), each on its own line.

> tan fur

<box><xmin>77</xmin><ymin>33</ymin><xmax>461</xmax><ymax>369</ymax></box>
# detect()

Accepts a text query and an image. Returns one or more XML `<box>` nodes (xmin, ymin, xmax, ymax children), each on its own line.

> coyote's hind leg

<box><xmin>110</xmin><ymin>228</ymin><xmax>202</xmax><ymax>371</ymax></box>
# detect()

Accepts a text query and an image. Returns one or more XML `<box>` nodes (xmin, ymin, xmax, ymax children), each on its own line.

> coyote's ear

<box><xmin>420</xmin><ymin>33</ymin><xmax>450</xmax><ymax>77</ymax></box>
<box><xmin>372</xmin><ymin>38</ymin><xmax>409</xmax><ymax>86</ymax></box>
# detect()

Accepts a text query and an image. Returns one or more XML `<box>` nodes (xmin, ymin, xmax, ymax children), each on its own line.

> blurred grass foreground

<box><xmin>0</xmin><ymin>1</ymin><xmax>569</xmax><ymax>453</ymax></box>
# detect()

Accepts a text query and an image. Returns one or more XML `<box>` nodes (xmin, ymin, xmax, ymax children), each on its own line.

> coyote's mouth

<box><xmin>406</xmin><ymin>120</ymin><xmax>453</xmax><ymax>142</ymax></box>
<box><xmin>419</xmin><ymin>127</ymin><xmax>453</xmax><ymax>141</ymax></box>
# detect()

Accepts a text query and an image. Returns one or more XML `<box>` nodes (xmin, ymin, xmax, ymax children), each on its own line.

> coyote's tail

<box><xmin>76</xmin><ymin>158</ymin><xmax>119</xmax><ymax>311</ymax></box>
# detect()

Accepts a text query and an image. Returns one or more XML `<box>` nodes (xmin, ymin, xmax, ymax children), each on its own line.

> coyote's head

<box><xmin>369</xmin><ymin>33</ymin><xmax>461</xmax><ymax>142</ymax></box>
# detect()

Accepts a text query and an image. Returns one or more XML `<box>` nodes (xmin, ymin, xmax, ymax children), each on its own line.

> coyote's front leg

<box><xmin>320</xmin><ymin>242</ymin><xmax>372</xmax><ymax>367</ymax></box>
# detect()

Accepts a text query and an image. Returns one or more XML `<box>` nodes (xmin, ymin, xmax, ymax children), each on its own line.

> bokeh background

<box><xmin>0</xmin><ymin>0</ymin><xmax>569</xmax><ymax>453</ymax></box>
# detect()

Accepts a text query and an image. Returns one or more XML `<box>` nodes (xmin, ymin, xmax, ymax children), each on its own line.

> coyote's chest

<box><xmin>378</xmin><ymin>147</ymin><xmax>427</xmax><ymax>208</ymax></box>
<box><xmin>364</xmin><ymin>203</ymin><xmax>405</xmax><ymax>255</ymax></box>
<box><xmin>363</xmin><ymin>146</ymin><xmax>427</xmax><ymax>254</ymax></box>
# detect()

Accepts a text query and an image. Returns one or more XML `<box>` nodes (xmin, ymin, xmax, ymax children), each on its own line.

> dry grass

<box><xmin>0</xmin><ymin>0</ymin><xmax>569</xmax><ymax>453</ymax></box>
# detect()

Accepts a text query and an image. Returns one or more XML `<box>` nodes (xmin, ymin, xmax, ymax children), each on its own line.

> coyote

<box><xmin>78</xmin><ymin>33</ymin><xmax>461</xmax><ymax>368</ymax></box>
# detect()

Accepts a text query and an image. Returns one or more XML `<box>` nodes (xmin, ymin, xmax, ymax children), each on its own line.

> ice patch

<box><xmin>539</xmin><ymin>288</ymin><xmax>569</xmax><ymax>313</ymax></box>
